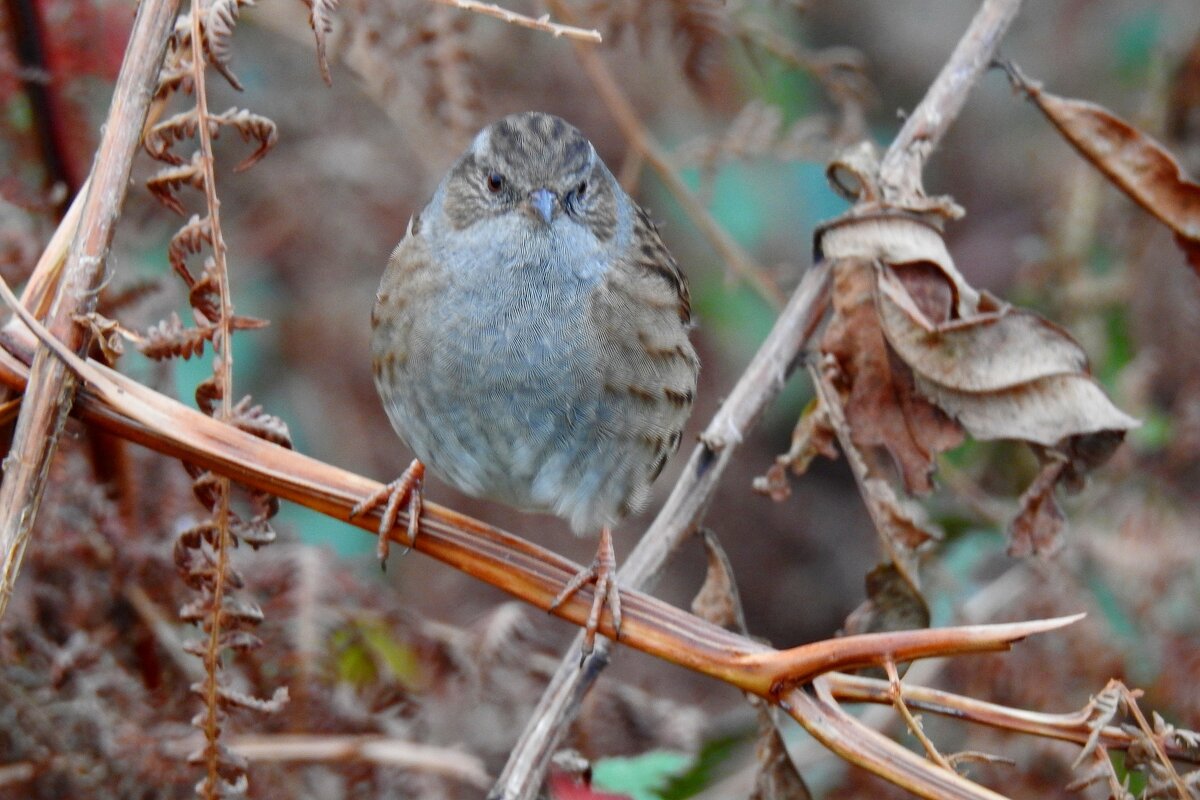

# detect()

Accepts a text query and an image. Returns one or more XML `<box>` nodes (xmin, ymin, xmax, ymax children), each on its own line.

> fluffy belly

<box><xmin>376</xmin><ymin>291</ymin><xmax>631</xmax><ymax>532</ymax></box>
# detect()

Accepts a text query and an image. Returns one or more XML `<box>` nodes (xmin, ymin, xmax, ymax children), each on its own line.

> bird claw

<box><xmin>548</xmin><ymin>526</ymin><xmax>622</xmax><ymax>658</ymax></box>
<box><xmin>350</xmin><ymin>458</ymin><xmax>425</xmax><ymax>569</ymax></box>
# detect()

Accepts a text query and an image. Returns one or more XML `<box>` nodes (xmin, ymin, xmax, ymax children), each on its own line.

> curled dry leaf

<box><xmin>1010</xmin><ymin>62</ymin><xmax>1200</xmax><ymax>277</ymax></box>
<box><xmin>816</xmin><ymin>212</ymin><xmax>1138</xmax><ymax>555</ymax></box>
<box><xmin>820</xmin><ymin>254</ymin><xmax>964</xmax><ymax>495</ymax></box>
<box><xmin>304</xmin><ymin>0</ymin><xmax>340</xmax><ymax>85</ymax></box>
<box><xmin>874</xmin><ymin>266</ymin><xmax>1139</xmax><ymax>446</ymax></box>
<box><xmin>1009</xmin><ymin>453</ymin><xmax>1067</xmax><ymax>557</ymax></box>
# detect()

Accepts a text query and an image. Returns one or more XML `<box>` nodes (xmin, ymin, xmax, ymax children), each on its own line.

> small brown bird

<box><xmin>361</xmin><ymin>112</ymin><xmax>698</xmax><ymax>653</ymax></box>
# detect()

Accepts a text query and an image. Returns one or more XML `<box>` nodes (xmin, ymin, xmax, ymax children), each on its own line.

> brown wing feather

<box><xmin>591</xmin><ymin>204</ymin><xmax>699</xmax><ymax>518</ymax></box>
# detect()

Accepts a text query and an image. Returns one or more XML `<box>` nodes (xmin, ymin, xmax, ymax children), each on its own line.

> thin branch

<box><xmin>782</xmin><ymin>678</ymin><xmax>1008</xmax><ymax>800</ymax></box>
<box><xmin>213</xmin><ymin>735</ymin><xmax>491</xmax><ymax>788</ymax></box>
<box><xmin>825</xmin><ymin>673</ymin><xmax>1200</xmax><ymax>765</ymax></box>
<box><xmin>876</xmin><ymin>0</ymin><xmax>1022</xmax><ymax>199</ymax></box>
<box><xmin>0</xmin><ymin>0</ymin><xmax>182</xmax><ymax>620</ymax></box>
<box><xmin>885</xmin><ymin>657</ymin><xmax>953</xmax><ymax>771</ymax></box>
<box><xmin>430</xmin><ymin>0</ymin><xmax>601</xmax><ymax>42</ymax></box>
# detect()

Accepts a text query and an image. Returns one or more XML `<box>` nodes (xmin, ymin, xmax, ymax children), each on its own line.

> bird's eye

<box><xmin>486</xmin><ymin>172</ymin><xmax>505</xmax><ymax>193</ymax></box>
<box><xmin>576</xmin><ymin>180</ymin><xmax>588</xmax><ymax>198</ymax></box>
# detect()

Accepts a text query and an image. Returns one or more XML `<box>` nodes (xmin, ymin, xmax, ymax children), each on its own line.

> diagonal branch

<box><xmin>0</xmin><ymin>0</ymin><xmax>182</xmax><ymax>619</ymax></box>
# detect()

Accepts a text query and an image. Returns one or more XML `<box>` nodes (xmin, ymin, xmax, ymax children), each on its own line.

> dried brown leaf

<box><xmin>749</xmin><ymin>706</ymin><xmax>813</xmax><ymax>800</ymax></box>
<box><xmin>875</xmin><ymin>266</ymin><xmax>1139</xmax><ymax>445</ymax></box>
<box><xmin>211</xmin><ymin>107</ymin><xmax>278</xmax><ymax>172</ymax></box>
<box><xmin>690</xmin><ymin>529</ymin><xmax>746</xmax><ymax>633</ymax></box>
<box><xmin>216</xmin><ymin>685</ymin><xmax>289</xmax><ymax>714</ymax></box>
<box><xmin>306</xmin><ymin>0</ymin><xmax>339</xmax><ymax>85</ymax></box>
<box><xmin>219</xmin><ymin>596</ymin><xmax>264</xmax><ymax>626</ymax></box>
<box><xmin>876</xmin><ymin>267</ymin><xmax>1088</xmax><ymax>393</ymax></box>
<box><xmin>821</xmin><ymin>258</ymin><xmax>964</xmax><ymax>494</ymax></box>
<box><xmin>206</xmin><ymin>0</ymin><xmax>253</xmax><ymax>89</ymax></box>
<box><xmin>753</xmin><ymin>396</ymin><xmax>838</xmax><ymax>501</ymax></box>
<box><xmin>842</xmin><ymin>561</ymin><xmax>930</xmax><ymax>639</ymax></box>
<box><xmin>1013</xmin><ymin>63</ymin><xmax>1200</xmax><ymax>275</ymax></box>
<box><xmin>866</xmin><ymin>477</ymin><xmax>941</xmax><ymax>553</ymax></box>
<box><xmin>73</xmin><ymin>311</ymin><xmax>128</xmax><ymax>363</ymax></box>
<box><xmin>137</xmin><ymin>312</ymin><xmax>267</xmax><ymax>361</ymax></box>
<box><xmin>147</xmin><ymin>153</ymin><xmax>206</xmax><ymax>215</ymax></box>
<box><xmin>228</xmin><ymin>396</ymin><xmax>292</xmax><ymax>449</ymax></box>
<box><xmin>145</xmin><ymin>108</ymin><xmax>199</xmax><ymax>165</ymax></box>
<box><xmin>169</xmin><ymin>215</ymin><xmax>212</xmax><ymax>283</ymax></box>
<box><xmin>1007</xmin><ymin>456</ymin><xmax>1067</xmax><ymax>557</ymax></box>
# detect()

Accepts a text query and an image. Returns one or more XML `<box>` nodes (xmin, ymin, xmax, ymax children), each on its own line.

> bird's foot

<box><xmin>549</xmin><ymin>526</ymin><xmax>622</xmax><ymax>658</ymax></box>
<box><xmin>350</xmin><ymin>458</ymin><xmax>425</xmax><ymax>569</ymax></box>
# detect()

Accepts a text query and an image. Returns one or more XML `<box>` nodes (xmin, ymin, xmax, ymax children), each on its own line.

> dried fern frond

<box><xmin>593</xmin><ymin>0</ymin><xmax>730</xmax><ymax>85</ymax></box>
<box><xmin>146</xmin><ymin>108</ymin><xmax>277</xmax><ymax>172</ymax></box>
<box><xmin>340</xmin><ymin>0</ymin><xmax>481</xmax><ymax>145</ymax></box>
<box><xmin>148</xmin><ymin>152</ymin><xmax>207</xmax><ymax>215</ymax></box>
<box><xmin>135</xmin><ymin>312</ymin><xmax>267</xmax><ymax>361</ymax></box>
<box><xmin>206</xmin><ymin>0</ymin><xmax>256</xmax><ymax>88</ymax></box>
<box><xmin>228</xmin><ymin>396</ymin><xmax>292</xmax><ymax>449</ymax></box>
<box><xmin>303</xmin><ymin>0</ymin><xmax>341</xmax><ymax>84</ymax></box>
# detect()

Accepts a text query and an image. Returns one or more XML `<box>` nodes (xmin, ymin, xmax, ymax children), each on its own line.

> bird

<box><xmin>357</xmin><ymin>111</ymin><xmax>699</xmax><ymax>654</ymax></box>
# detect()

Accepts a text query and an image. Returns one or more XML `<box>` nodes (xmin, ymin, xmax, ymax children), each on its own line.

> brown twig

<box><xmin>430</xmin><ymin>0</ymin><xmax>601</xmax><ymax>42</ymax></box>
<box><xmin>783</xmin><ymin>678</ymin><xmax>1009</xmax><ymax>800</ymax></box>
<box><xmin>825</xmin><ymin>673</ymin><xmax>1200</xmax><ymax>765</ymax></box>
<box><xmin>884</xmin><ymin>657</ymin><xmax>953</xmax><ymax>770</ymax></box>
<box><xmin>0</xmin><ymin>0</ymin><xmax>182</xmax><ymax>620</ymax></box>
<box><xmin>876</xmin><ymin>0</ymin><xmax>1022</xmax><ymax>199</ymax></box>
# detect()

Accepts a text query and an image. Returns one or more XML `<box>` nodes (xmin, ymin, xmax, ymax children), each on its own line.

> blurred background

<box><xmin>1</xmin><ymin>1</ymin><xmax>1199</xmax><ymax>797</ymax></box>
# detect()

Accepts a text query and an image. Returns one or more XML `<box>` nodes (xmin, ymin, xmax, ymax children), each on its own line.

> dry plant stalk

<box><xmin>0</xmin><ymin>0</ymin><xmax>182</xmax><ymax>620</ymax></box>
<box><xmin>138</xmin><ymin>0</ymin><xmax>293</xmax><ymax>795</ymax></box>
<box><xmin>429</xmin><ymin>0</ymin><xmax>601</xmax><ymax>42</ymax></box>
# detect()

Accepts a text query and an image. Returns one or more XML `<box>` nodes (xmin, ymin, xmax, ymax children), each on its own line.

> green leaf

<box><xmin>656</xmin><ymin>734</ymin><xmax>744</xmax><ymax>799</ymax></box>
<box><xmin>592</xmin><ymin>752</ymin><xmax>691</xmax><ymax>800</ymax></box>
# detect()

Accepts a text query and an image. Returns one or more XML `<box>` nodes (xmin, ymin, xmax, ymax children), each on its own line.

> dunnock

<box><xmin>361</xmin><ymin>112</ymin><xmax>698</xmax><ymax>653</ymax></box>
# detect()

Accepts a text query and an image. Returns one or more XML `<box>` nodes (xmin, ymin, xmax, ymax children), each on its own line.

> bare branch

<box><xmin>431</xmin><ymin>0</ymin><xmax>600</xmax><ymax>42</ymax></box>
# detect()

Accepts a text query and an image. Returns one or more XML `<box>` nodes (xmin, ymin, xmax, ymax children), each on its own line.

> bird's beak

<box><xmin>528</xmin><ymin>188</ymin><xmax>556</xmax><ymax>225</ymax></box>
